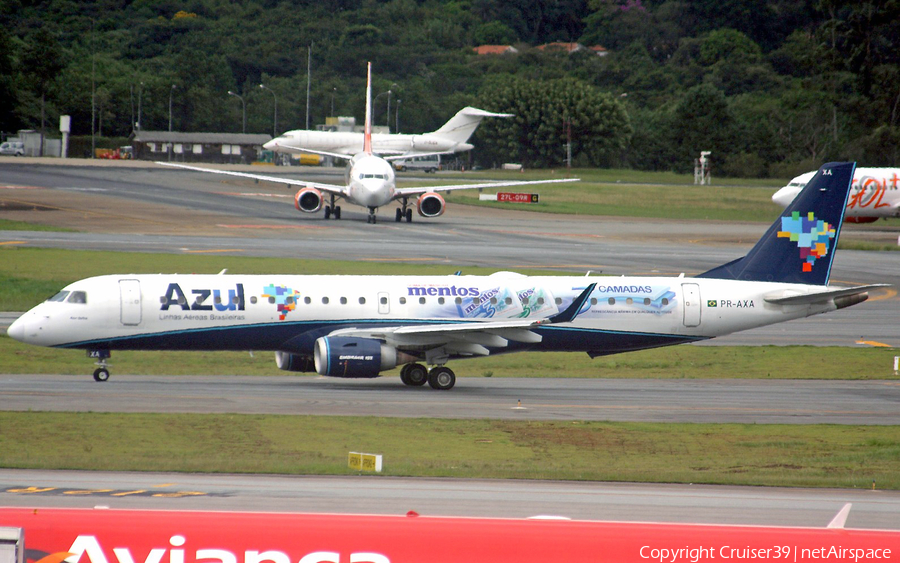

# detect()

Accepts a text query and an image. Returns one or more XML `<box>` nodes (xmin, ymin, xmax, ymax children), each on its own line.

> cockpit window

<box><xmin>359</xmin><ymin>173</ymin><xmax>387</xmax><ymax>180</ymax></box>
<box><xmin>67</xmin><ymin>291</ymin><xmax>87</xmax><ymax>304</ymax></box>
<box><xmin>47</xmin><ymin>291</ymin><xmax>70</xmax><ymax>302</ymax></box>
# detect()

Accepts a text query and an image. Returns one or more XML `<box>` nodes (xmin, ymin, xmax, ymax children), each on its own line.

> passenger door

<box><xmin>119</xmin><ymin>279</ymin><xmax>142</xmax><ymax>326</ymax></box>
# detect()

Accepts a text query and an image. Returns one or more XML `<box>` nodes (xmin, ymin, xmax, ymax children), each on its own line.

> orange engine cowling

<box><xmin>295</xmin><ymin>187</ymin><xmax>323</xmax><ymax>213</ymax></box>
<box><xmin>416</xmin><ymin>192</ymin><xmax>445</xmax><ymax>218</ymax></box>
<box><xmin>844</xmin><ymin>216</ymin><xmax>879</xmax><ymax>224</ymax></box>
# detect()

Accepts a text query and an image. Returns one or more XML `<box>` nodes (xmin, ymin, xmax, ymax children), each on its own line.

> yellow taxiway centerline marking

<box><xmin>0</xmin><ymin>241</ymin><xmax>27</xmax><ymax>246</ymax></box>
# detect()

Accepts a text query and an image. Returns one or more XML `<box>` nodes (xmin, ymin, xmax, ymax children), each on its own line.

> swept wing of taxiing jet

<box><xmin>160</xmin><ymin>63</ymin><xmax>575</xmax><ymax>224</ymax></box>
<box><xmin>772</xmin><ymin>167</ymin><xmax>900</xmax><ymax>223</ymax></box>
<box><xmin>264</xmin><ymin>106</ymin><xmax>512</xmax><ymax>157</ymax></box>
<box><xmin>7</xmin><ymin>162</ymin><xmax>886</xmax><ymax>389</ymax></box>
<box><xmin>1</xmin><ymin>504</ymin><xmax>897</xmax><ymax>563</ymax></box>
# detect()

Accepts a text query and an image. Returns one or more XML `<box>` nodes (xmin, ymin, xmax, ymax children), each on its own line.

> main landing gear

<box><xmin>89</xmin><ymin>350</ymin><xmax>111</xmax><ymax>382</ymax></box>
<box><xmin>395</xmin><ymin>198</ymin><xmax>413</xmax><ymax>222</ymax></box>
<box><xmin>399</xmin><ymin>363</ymin><xmax>456</xmax><ymax>390</ymax></box>
<box><xmin>324</xmin><ymin>194</ymin><xmax>341</xmax><ymax>220</ymax></box>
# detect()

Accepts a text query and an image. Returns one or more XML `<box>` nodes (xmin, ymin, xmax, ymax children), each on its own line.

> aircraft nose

<box><xmin>7</xmin><ymin>315</ymin><xmax>26</xmax><ymax>342</ymax></box>
<box><xmin>263</xmin><ymin>139</ymin><xmax>276</xmax><ymax>150</ymax></box>
<box><xmin>772</xmin><ymin>186</ymin><xmax>800</xmax><ymax>208</ymax></box>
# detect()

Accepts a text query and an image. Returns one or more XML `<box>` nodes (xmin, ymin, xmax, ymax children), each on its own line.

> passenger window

<box><xmin>644</xmin><ymin>298</ymin><xmax>651</xmax><ymax>305</ymax></box>
<box><xmin>269</xmin><ymin>296</ymin><xmax>276</xmax><ymax>304</ymax></box>
<box><xmin>662</xmin><ymin>298</ymin><xmax>669</xmax><ymax>306</ymax></box>
<box><xmin>626</xmin><ymin>298</ymin><xmax>633</xmax><ymax>305</ymax></box>
<box><xmin>380</xmin><ymin>296</ymin><xmax>388</xmax><ymax>305</ymax></box>
<box><xmin>304</xmin><ymin>296</ymin><xmax>311</xmax><ymax>304</ymax></box>
<box><xmin>359</xmin><ymin>297</ymin><xmax>366</xmax><ymax>305</ymax></box>
<box><xmin>455</xmin><ymin>297</ymin><xmax>462</xmax><ymax>304</ymax></box>
<box><xmin>608</xmin><ymin>297</ymin><xmax>615</xmax><ymax>305</ymax></box>
<box><xmin>340</xmin><ymin>297</ymin><xmax>347</xmax><ymax>305</ymax></box>
<box><xmin>250</xmin><ymin>296</ymin><xmax>258</xmax><ymax>304</ymax></box>
<box><xmin>438</xmin><ymin>297</ymin><xmax>445</xmax><ymax>305</ymax></box>
<box><xmin>490</xmin><ymin>297</ymin><xmax>497</xmax><ymax>305</ymax></box>
<box><xmin>505</xmin><ymin>297</ymin><xmax>512</xmax><ymax>305</ymax></box>
<box><xmin>590</xmin><ymin>298</ymin><xmax>597</xmax><ymax>306</ymax></box>
<box><xmin>419</xmin><ymin>297</ymin><xmax>426</xmax><ymax>305</ymax></box>
<box><xmin>322</xmin><ymin>297</ymin><xmax>329</xmax><ymax>304</ymax></box>
<box><xmin>473</xmin><ymin>297</ymin><xmax>481</xmax><ymax>305</ymax></box>
<box><xmin>555</xmin><ymin>298</ymin><xmax>562</xmax><ymax>305</ymax></box>
<box><xmin>537</xmin><ymin>297</ymin><xmax>544</xmax><ymax>305</ymax></box>
<box><xmin>399</xmin><ymin>297</ymin><xmax>407</xmax><ymax>305</ymax></box>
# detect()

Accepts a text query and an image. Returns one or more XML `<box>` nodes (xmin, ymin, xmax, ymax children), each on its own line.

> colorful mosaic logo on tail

<box><xmin>262</xmin><ymin>284</ymin><xmax>301</xmax><ymax>320</ymax></box>
<box><xmin>777</xmin><ymin>211</ymin><xmax>836</xmax><ymax>272</ymax></box>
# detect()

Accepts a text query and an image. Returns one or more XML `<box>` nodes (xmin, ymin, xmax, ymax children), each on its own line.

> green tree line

<box><xmin>2</xmin><ymin>0</ymin><xmax>898</xmax><ymax>176</ymax></box>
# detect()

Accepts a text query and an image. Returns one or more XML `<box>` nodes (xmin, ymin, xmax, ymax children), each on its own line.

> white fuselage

<box><xmin>264</xmin><ymin>131</ymin><xmax>473</xmax><ymax>157</ymax></box>
<box><xmin>8</xmin><ymin>272</ymin><xmax>841</xmax><ymax>355</ymax></box>
<box><xmin>773</xmin><ymin>167</ymin><xmax>900</xmax><ymax>219</ymax></box>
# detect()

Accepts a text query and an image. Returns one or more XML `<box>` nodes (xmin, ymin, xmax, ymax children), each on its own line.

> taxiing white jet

<box><xmin>773</xmin><ymin>167</ymin><xmax>900</xmax><ymax>223</ymax></box>
<box><xmin>160</xmin><ymin>64</ymin><xmax>575</xmax><ymax>224</ymax></box>
<box><xmin>264</xmin><ymin>106</ymin><xmax>511</xmax><ymax>158</ymax></box>
<box><xmin>7</xmin><ymin>162</ymin><xmax>885</xmax><ymax>390</ymax></box>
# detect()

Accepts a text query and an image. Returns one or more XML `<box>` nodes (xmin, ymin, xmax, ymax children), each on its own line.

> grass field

<box><xmin>0</xmin><ymin>412</ymin><xmax>897</xmax><ymax>489</ymax></box>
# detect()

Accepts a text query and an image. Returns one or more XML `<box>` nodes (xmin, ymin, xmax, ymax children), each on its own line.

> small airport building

<box><xmin>132</xmin><ymin>131</ymin><xmax>272</xmax><ymax>164</ymax></box>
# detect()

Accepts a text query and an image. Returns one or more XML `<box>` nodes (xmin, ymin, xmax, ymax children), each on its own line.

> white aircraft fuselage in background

<box><xmin>7</xmin><ymin>163</ymin><xmax>884</xmax><ymax>389</ymax></box>
<box><xmin>773</xmin><ymin>167</ymin><xmax>900</xmax><ymax>222</ymax></box>
<box><xmin>264</xmin><ymin>106</ymin><xmax>511</xmax><ymax>157</ymax></box>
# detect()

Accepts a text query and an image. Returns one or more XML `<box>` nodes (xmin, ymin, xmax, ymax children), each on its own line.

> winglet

<box><xmin>363</xmin><ymin>62</ymin><xmax>373</xmax><ymax>155</ymax></box>
<box><xmin>827</xmin><ymin>503</ymin><xmax>852</xmax><ymax>529</ymax></box>
<box><xmin>549</xmin><ymin>283</ymin><xmax>596</xmax><ymax>324</ymax></box>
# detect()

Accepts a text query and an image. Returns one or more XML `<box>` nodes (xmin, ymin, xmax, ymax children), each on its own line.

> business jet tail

<box><xmin>432</xmin><ymin>107</ymin><xmax>513</xmax><ymax>145</ymax></box>
<box><xmin>699</xmin><ymin>162</ymin><xmax>855</xmax><ymax>286</ymax></box>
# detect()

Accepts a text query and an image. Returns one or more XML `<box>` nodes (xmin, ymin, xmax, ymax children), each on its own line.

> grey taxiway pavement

<box><xmin>2</xmin><ymin>374</ymin><xmax>899</xmax><ymax>424</ymax></box>
<box><xmin>2</xmin><ymin>469</ymin><xmax>899</xmax><ymax>529</ymax></box>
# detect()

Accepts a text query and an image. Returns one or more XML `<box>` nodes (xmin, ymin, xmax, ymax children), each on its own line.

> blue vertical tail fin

<box><xmin>697</xmin><ymin>162</ymin><xmax>855</xmax><ymax>286</ymax></box>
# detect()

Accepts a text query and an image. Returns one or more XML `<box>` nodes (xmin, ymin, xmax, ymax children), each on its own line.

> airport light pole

<box><xmin>386</xmin><ymin>83</ymin><xmax>398</xmax><ymax>131</ymax></box>
<box><xmin>395</xmin><ymin>99</ymin><xmax>400</xmax><ymax>133</ymax></box>
<box><xmin>259</xmin><ymin>84</ymin><xmax>277</xmax><ymax>137</ymax></box>
<box><xmin>228</xmin><ymin>90</ymin><xmax>246</xmax><ymax>134</ymax></box>
<box><xmin>374</xmin><ymin>90</ymin><xmax>389</xmax><ymax>129</ymax></box>
<box><xmin>168</xmin><ymin>84</ymin><xmax>176</xmax><ymax>132</ymax></box>
<box><xmin>330</xmin><ymin>87</ymin><xmax>336</xmax><ymax>117</ymax></box>
<box><xmin>136</xmin><ymin>82</ymin><xmax>143</xmax><ymax>132</ymax></box>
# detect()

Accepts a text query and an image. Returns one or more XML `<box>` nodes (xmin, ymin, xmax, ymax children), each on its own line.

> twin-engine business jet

<box><xmin>773</xmin><ymin>167</ymin><xmax>900</xmax><ymax>223</ymax></box>
<box><xmin>7</xmin><ymin>162</ymin><xmax>885</xmax><ymax>389</ymax></box>
<box><xmin>160</xmin><ymin>63</ymin><xmax>576</xmax><ymax>224</ymax></box>
<box><xmin>264</xmin><ymin>106</ymin><xmax>512</xmax><ymax>157</ymax></box>
<box><xmin>1</xmin><ymin>504</ymin><xmax>897</xmax><ymax>563</ymax></box>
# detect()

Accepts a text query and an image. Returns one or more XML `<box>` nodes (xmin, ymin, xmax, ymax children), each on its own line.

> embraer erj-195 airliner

<box><xmin>160</xmin><ymin>63</ymin><xmax>575</xmax><ymax>224</ymax></box>
<box><xmin>773</xmin><ymin>167</ymin><xmax>900</xmax><ymax>223</ymax></box>
<box><xmin>7</xmin><ymin>162</ymin><xmax>884</xmax><ymax>389</ymax></box>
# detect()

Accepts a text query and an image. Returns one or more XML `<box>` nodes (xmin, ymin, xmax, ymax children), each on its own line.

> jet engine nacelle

<box><xmin>274</xmin><ymin>351</ymin><xmax>315</xmax><ymax>372</ymax></box>
<box><xmin>417</xmin><ymin>192</ymin><xmax>445</xmax><ymax>218</ymax></box>
<box><xmin>313</xmin><ymin>336</ymin><xmax>415</xmax><ymax>378</ymax></box>
<box><xmin>295</xmin><ymin>187</ymin><xmax>323</xmax><ymax>213</ymax></box>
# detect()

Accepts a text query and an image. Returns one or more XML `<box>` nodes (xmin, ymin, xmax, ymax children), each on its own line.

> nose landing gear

<box><xmin>88</xmin><ymin>350</ymin><xmax>111</xmax><ymax>382</ymax></box>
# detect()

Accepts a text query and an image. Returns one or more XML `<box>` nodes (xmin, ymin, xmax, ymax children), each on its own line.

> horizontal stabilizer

<box><xmin>764</xmin><ymin>284</ymin><xmax>889</xmax><ymax>306</ymax></box>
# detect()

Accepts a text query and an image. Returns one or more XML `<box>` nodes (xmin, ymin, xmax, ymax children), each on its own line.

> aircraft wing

<box><xmin>394</xmin><ymin>177</ymin><xmax>579</xmax><ymax>197</ymax></box>
<box><xmin>327</xmin><ymin>284</ymin><xmax>595</xmax><ymax>353</ymax></box>
<box><xmin>155</xmin><ymin>162</ymin><xmax>350</xmax><ymax>197</ymax></box>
